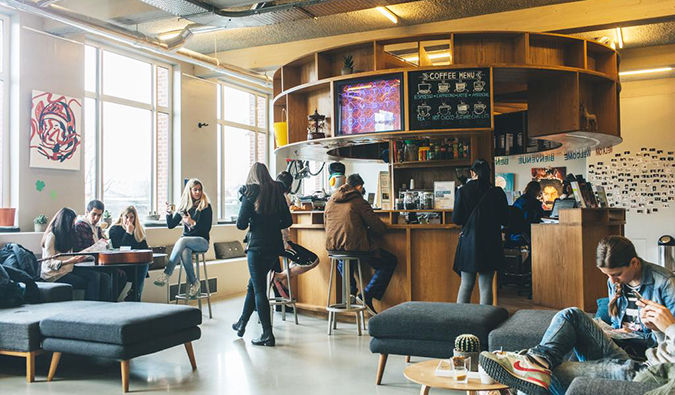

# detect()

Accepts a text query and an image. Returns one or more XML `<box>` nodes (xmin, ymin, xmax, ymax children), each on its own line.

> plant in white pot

<box><xmin>33</xmin><ymin>215</ymin><xmax>48</xmax><ymax>232</ymax></box>
<box><xmin>454</xmin><ymin>334</ymin><xmax>480</xmax><ymax>372</ymax></box>
<box><xmin>341</xmin><ymin>54</ymin><xmax>354</xmax><ymax>75</ymax></box>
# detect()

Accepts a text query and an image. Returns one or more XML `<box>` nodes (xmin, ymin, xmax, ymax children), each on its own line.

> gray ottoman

<box><xmin>40</xmin><ymin>302</ymin><xmax>202</xmax><ymax>392</ymax></box>
<box><xmin>488</xmin><ymin>309</ymin><xmax>558</xmax><ymax>351</ymax></box>
<box><xmin>368</xmin><ymin>301</ymin><xmax>509</xmax><ymax>384</ymax></box>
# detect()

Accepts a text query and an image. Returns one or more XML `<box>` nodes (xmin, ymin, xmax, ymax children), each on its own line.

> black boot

<box><xmin>251</xmin><ymin>327</ymin><xmax>275</xmax><ymax>347</ymax></box>
<box><xmin>232</xmin><ymin>318</ymin><xmax>248</xmax><ymax>337</ymax></box>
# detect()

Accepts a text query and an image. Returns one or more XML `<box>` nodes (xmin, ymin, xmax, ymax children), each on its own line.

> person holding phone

<box><xmin>41</xmin><ymin>207</ymin><xmax>112</xmax><ymax>301</ymax></box>
<box><xmin>154</xmin><ymin>179</ymin><xmax>212</xmax><ymax>299</ymax></box>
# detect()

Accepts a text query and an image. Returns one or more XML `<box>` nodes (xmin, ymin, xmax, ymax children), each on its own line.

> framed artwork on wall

<box><xmin>29</xmin><ymin>90</ymin><xmax>82</xmax><ymax>171</ymax></box>
<box><xmin>531</xmin><ymin>167</ymin><xmax>566</xmax><ymax>210</ymax></box>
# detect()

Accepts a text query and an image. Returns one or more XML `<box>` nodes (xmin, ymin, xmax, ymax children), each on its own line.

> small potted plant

<box><xmin>454</xmin><ymin>334</ymin><xmax>480</xmax><ymax>372</ymax></box>
<box><xmin>102</xmin><ymin>210</ymin><xmax>112</xmax><ymax>226</ymax></box>
<box><xmin>341</xmin><ymin>54</ymin><xmax>354</xmax><ymax>75</ymax></box>
<box><xmin>33</xmin><ymin>215</ymin><xmax>48</xmax><ymax>232</ymax></box>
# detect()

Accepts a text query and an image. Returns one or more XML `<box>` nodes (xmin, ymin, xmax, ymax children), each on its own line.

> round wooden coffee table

<box><xmin>404</xmin><ymin>359</ymin><xmax>509</xmax><ymax>395</ymax></box>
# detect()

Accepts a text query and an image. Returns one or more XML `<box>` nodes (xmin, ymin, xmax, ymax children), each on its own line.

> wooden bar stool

<box><xmin>326</xmin><ymin>251</ymin><xmax>370</xmax><ymax>335</ymax></box>
<box><xmin>268</xmin><ymin>256</ymin><xmax>298</xmax><ymax>325</ymax></box>
<box><xmin>174</xmin><ymin>252</ymin><xmax>213</xmax><ymax>319</ymax></box>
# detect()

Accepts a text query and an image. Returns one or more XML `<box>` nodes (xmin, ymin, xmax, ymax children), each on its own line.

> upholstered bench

<box><xmin>40</xmin><ymin>302</ymin><xmax>202</xmax><ymax>392</ymax></box>
<box><xmin>488</xmin><ymin>309</ymin><xmax>559</xmax><ymax>351</ymax></box>
<box><xmin>368</xmin><ymin>301</ymin><xmax>509</xmax><ymax>384</ymax></box>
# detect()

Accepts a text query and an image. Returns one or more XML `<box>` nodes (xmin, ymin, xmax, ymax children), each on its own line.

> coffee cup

<box><xmin>169</xmin><ymin>204</ymin><xmax>176</xmax><ymax>213</ymax></box>
<box><xmin>478</xmin><ymin>365</ymin><xmax>495</xmax><ymax>384</ymax></box>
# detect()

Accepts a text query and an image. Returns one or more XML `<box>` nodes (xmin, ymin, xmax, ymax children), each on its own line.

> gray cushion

<box><xmin>42</xmin><ymin>326</ymin><xmax>201</xmax><ymax>360</ymax></box>
<box><xmin>214</xmin><ymin>241</ymin><xmax>245</xmax><ymax>259</ymax></box>
<box><xmin>40</xmin><ymin>302</ymin><xmax>202</xmax><ymax>345</ymax></box>
<box><xmin>567</xmin><ymin>377</ymin><xmax>658</xmax><ymax>395</ymax></box>
<box><xmin>489</xmin><ymin>309</ymin><xmax>558</xmax><ymax>351</ymax></box>
<box><xmin>368</xmin><ymin>302</ymin><xmax>509</xmax><ymax>351</ymax></box>
<box><xmin>0</xmin><ymin>301</ymin><xmax>100</xmax><ymax>352</ymax></box>
<box><xmin>36</xmin><ymin>282</ymin><xmax>73</xmax><ymax>303</ymax></box>
<box><xmin>370</xmin><ymin>338</ymin><xmax>456</xmax><ymax>359</ymax></box>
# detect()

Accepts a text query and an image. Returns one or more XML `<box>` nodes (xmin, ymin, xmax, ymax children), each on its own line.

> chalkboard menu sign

<box><xmin>408</xmin><ymin>68</ymin><xmax>491</xmax><ymax>131</ymax></box>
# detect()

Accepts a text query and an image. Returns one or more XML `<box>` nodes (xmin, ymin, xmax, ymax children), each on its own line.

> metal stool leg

<box><xmin>194</xmin><ymin>253</ymin><xmax>202</xmax><ymax>312</ymax></box>
<box><xmin>284</xmin><ymin>257</ymin><xmax>298</xmax><ymax>325</ymax></box>
<box><xmin>327</xmin><ymin>258</ymin><xmax>336</xmax><ymax>335</ymax></box>
<box><xmin>199</xmin><ymin>253</ymin><xmax>213</xmax><ymax>319</ymax></box>
<box><xmin>356</xmin><ymin>258</ymin><xmax>367</xmax><ymax>331</ymax></box>
<box><xmin>175</xmin><ymin>257</ymin><xmax>184</xmax><ymax>305</ymax></box>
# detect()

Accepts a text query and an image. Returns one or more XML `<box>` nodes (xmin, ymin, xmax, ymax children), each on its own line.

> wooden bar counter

<box><xmin>287</xmin><ymin>210</ymin><xmax>494</xmax><ymax>314</ymax></box>
<box><xmin>531</xmin><ymin>208</ymin><xmax>626</xmax><ymax>311</ymax></box>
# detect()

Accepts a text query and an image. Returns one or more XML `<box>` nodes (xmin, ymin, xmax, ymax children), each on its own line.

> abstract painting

<box><xmin>30</xmin><ymin>90</ymin><xmax>82</xmax><ymax>170</ymax></box>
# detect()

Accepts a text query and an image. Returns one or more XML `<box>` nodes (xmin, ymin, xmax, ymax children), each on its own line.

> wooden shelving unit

<box><xmin>392</xmin><ymin>159</ymin><xmax>472</xmax><ymax>169</ymax></box>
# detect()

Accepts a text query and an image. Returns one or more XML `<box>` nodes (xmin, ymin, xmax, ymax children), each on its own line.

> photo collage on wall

<box><xmin>588</xmin><ymin>148</ymin><xmax>675</xmax><ymax>214</ymax></box>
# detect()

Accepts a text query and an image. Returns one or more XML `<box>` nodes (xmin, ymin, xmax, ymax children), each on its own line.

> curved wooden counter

<box><xmin>288</xmin><ymin>210</ymin><xmax>493</xmax><ymax>314</ymax></box>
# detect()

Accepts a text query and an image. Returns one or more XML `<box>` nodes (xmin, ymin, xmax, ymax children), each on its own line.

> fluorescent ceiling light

<box><xmin>616</xmin><ymin>27</ymin><xmax>623</xmax><ymax>49</ymax></box>
<box><xmin>402</xmin><ymin>52</ymin><xmax>451</xmax><ymax>62</ymax></box>
<box><xmin>376</xmin><ymin>6</ymin><xmax>398</xmax><ymax>24</ymax></box>
<box><xmin>619</xmin><ymin>67</ymin><xmax>673</xmax><ymax>76</ymax></box>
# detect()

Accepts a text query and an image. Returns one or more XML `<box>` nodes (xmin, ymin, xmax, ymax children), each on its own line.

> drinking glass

<box><xmin>452</xmin><ymin>356</ymin><xmax>470</xmax><ymax>384</ymax></box>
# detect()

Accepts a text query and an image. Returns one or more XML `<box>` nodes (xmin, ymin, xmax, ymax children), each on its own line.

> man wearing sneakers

<box><xmin>480</xmin><ymin>300</ymin><xmax>675</xmax><ymax>395</ymax></box>
<box><xmin>324</xmin><ymin>173</ymin><xmax>397</xmax><ymax>315</ymax></box>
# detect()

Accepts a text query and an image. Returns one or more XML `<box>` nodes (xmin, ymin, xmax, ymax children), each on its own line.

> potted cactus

<box><xmin>33</xmin><ymin>215</ymin><xmax>48</xmax><ymax>232</ymax></box>
<box><xmin>341</xmin><ymin>54</ymin><xmax>354</xmax><ymax>75</ymax></box>
<box><xmin>454</xmin><ymin>334</ymin><xmax>480</xmax><ymax>372</ymax></box>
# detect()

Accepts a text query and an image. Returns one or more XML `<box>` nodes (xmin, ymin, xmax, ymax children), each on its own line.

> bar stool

<box><xmin>173</xmin><ymin>251</ymin><xmax>213</xmax><ymax>319</ymax></box>
<box><xmin>326</xmin><ymin>251</ymin><xmax>371</xmax><ymax>336</ymax></box>
<box><xmin>267</xmin><ymin>257</ymin><xmax>298</xmax><ymax>325</ymax></box>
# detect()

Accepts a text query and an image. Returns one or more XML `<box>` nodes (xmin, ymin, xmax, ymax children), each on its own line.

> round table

<box><xmin>403</xmin><ymin>359</ymin><xmax>509</xmax><ymax>395</ymax></box>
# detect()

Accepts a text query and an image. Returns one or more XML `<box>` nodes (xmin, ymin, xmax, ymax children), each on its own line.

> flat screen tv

<box><xmin>334</xmin><ymin>73</ymin><xmax>404</xmax><ymax>136</ymax></box>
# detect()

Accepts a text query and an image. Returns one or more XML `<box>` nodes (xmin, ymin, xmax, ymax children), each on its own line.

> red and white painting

<box><xmin>30</xmin><ymin>90</ymin><xmax>82</xmax><ymax>171</ymax></box>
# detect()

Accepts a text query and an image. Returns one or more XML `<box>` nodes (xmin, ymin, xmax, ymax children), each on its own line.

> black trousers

<box><xmin>57</xmin><ymin>266</ymin><xmax>112</xmax><ymax>301</ymax></box>
<box><xmin>240</xmin><ymin>250</ymin><xmax>278</xmax><ymax>330</ymax></box>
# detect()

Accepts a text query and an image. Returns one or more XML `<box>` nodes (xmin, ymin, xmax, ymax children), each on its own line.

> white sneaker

<box><xmin>154</xmin><ymin>272</ymin><xmax>170</xmax><ymax>286</ymax></box>
<box><xmin>188</xmin><ymin>281</ymin><xmax>201</xmax><ymax>298</ymax></box>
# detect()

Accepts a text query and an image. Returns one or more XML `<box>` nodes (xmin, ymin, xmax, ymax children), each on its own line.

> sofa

<box><xmin>0</xmin><ymin>282</ymin><xmax>202</xmax><ymax>392</ymax></box>
<box><xmin>368</xmin><ymin>302</ymin><xmax>660</xmax><ymax>395</ymax></box>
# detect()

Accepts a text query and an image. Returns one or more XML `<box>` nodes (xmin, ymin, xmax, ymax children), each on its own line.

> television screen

<box><xmin>335</xmin><ymin>74</ymin><xmax>404</xmax><ymax>136</ymax></box>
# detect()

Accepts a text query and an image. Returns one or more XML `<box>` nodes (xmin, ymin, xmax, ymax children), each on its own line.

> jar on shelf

<box><xmin>404</xmin><ymin>140</ymin><xmax>418</xmax><ymax>162</ymax></box>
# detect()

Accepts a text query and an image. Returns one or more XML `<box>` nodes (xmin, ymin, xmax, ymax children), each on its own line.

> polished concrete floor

<box><xmin>0</xmin><ymin>295</ymin><xmax>472</xmax><ymax>395</ymax></box>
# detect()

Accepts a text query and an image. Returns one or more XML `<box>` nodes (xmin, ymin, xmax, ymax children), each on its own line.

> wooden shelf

<box><xmin>528</xmin><ymin>34</ymin><xmax>584</xmax><ymax>69</ymax></box>
<box><xmin>453</xmin><ymin>32</ymin><xmax>528</xmax><ymax>65</ymax></box>
<box><xmin>393</xmin><ymin>159</ymin><xmax>471</xmax><ymax>169</ymax></box>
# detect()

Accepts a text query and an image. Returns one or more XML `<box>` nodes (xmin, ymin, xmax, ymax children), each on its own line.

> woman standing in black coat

<box><xmin>232</xmin><ymin>162</ymin><xmax>292</xmax><ymax>347</ymax></box>
<box><xmin>452</xmin><ymin>159</ymin><xmax>509</xmax><ymax>305</ymax></box>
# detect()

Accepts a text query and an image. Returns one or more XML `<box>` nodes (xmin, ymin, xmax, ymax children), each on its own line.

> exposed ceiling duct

<box><xmin>138</xmin><ymin>0</ymin><xmax>416</xmax><ymax>28</ymax></box>
<box><xmin>0</xmin><ymin>0</ymin><xmax>270</xmax><ymax>87</ymax></box>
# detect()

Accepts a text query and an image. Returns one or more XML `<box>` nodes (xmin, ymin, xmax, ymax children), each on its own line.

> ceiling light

<box><xmin>619</xmin><ymin>67</ymin><xmax>673</xmax><ymax>76</ymax></box>
<box><xmin>616</xmin><ymin>27</ymin><xmax>624</xmax><ymax>49</ymax></box>
<box><xmin>376</xmin><ymin>6</ymin><xmax>398</xmax><ymax>24</ymax></box>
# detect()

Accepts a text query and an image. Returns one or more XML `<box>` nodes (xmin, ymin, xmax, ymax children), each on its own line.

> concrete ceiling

<box><xmin>39</xmin><ymin>0</ymin><xmax>675</xmax><ymax>56</ymax></box>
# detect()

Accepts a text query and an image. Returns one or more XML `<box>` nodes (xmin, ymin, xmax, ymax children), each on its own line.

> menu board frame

<box><xmin>407</xmin><ymin>67</ymin><xmax>493</xmax><ymax>131</ymax></box>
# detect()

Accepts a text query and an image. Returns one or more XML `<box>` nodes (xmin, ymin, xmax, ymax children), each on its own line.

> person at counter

<box><xmin>324</xmin><ymin>173</ymin><xmax>397</xmax><ymax>315</ymax></box>
<box><xmin>479</xmin><ymin>235</ymin><xmax>675</xmax><ymax>395</ymax></box>
<box><xmin>509</xmin><ymin>181</ymin><xmax>545</xmax><ymax>245</ymax></box>
<box><xmin>452</xmin><ymin>159</ymin><xmax>509</xmax><ymax>305</ymax></box>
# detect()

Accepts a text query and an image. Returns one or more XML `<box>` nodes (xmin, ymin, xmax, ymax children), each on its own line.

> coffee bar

<box><xmin>273</xmin><ymin>31</ymin><xmax>625</xmax><ymax>313</ymax></box>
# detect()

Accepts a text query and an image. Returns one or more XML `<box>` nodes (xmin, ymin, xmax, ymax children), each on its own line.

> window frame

<box><xmin>0</xmin><ymin>14</ymin><xmax>9</xmax><ymax>207</ymax></box>
<box><xmin>216</xmin><ymin>81</ymin><xmax>270</xmax><ymax>221</ymax></box>
<box><xmin>84</xmin><ymin>42</ymin><xmax>173</xmax><ymax>213</ymax></box>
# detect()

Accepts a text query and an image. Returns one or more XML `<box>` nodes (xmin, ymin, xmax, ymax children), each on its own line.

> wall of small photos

<box><xmin>589</xmin><ymin>148</ymin><xmax>675</xmax><ymax>214</ymax></box>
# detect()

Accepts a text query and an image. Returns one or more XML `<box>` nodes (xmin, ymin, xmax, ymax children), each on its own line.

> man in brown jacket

<box><xmin>324</xmin><ymin>174</ymin><xmax>397</xmax><ymax>314</ymax></box>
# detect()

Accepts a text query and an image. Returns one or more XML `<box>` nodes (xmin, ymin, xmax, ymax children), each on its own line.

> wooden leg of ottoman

<box><xmin>405</xmin><ymin>355</ymin><xmax>411</xmax><ymax>363</ymax></box>
<box><xmin>47</xmin><ymin>352</ymin><xmax>61</xmax><ymax>382</ymax></box>
<box><xmin>376</xmin><ymin>353</ymin><xmax>388</xmax><ymax>385</ymax></box>
<box><xmin>184</xmin><ymin>342</ymin><xmax>197</xmax><ymax>370</ymax></box>
<box><xmin>121</xmin><ymin>360</ymin><xmax>130</xmax><ymax>393</ymax></box>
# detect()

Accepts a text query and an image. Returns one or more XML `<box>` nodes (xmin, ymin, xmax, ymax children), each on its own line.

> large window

<box><xmin>216</xmin><ymin>84</ymin><xmax>268</xmax><ymax>221</ymax></box>
<box><xmin>84</xmin><ymin>45</ymin><xmax>171</xmax><ymax>218</ymax></box>
<box><xmin>0</xmin><ymin>15</ymin><xmax>8</xmax><ymax>206</ymax></box>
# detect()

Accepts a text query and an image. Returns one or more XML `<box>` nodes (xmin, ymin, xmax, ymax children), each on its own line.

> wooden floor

<box><xmin>497</xmin><ymin>286</ymin><xmax>555</xmax><ymax>316</ymax></box>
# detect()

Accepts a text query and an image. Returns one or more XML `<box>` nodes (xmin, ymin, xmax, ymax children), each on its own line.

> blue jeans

<box><xmin>337</xmin><ymin>248</ymin><xmax>397</xmax><ymax>300</ymax></box>
<box><xmin>530</xmin><ymin>307</ymin><xmax>643</xmax><ymax>394</ymax></box>
<box><xmin>164</xmin><ymin>236</ymin><xmax>209</xmax><ymax>284</ymax></box>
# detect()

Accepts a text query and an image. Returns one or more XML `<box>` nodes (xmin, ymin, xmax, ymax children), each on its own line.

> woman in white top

<box><xmin>41</xmin><ymin>207</ymin><xmax>111</xmax><ymax>301</ymax></box>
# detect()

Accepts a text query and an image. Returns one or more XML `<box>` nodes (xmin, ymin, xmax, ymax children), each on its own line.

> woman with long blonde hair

<box><xmin>108</xmin><ymin>206</ymin><xmax>150</xmax><ymax>300</ymax></box>
<box><xmin>154</xmin><ymin>179</ymin><xmax>213</xmax><ymax>299</ymax></box>
<box><xmin>232</xmin><ymin>163</ymin><xmax>292</xmax><ymax>347</ymax></box>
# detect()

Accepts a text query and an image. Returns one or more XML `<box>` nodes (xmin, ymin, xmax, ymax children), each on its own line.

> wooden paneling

<box><xmin>411</xmin><ymin>229</ymin><xmax>460</xmax><ymax>302</ymax></box>
<box><xmin>373</xmin><ymin>229</ymin><xmax>409</xmax><ymax>312</ymax></box>
<box><xmin>306</xmin><ymin>87</ymin><xmax>332</xmax><ymax>131</ymax></box>
<box><xmin>579</xmin><ymin>76</ymin><xmax>618</xmax><ymax>135</ymax></box>
<box><xmin>453</xmin><ymin>34</ymin><xmax>520</xmax><ymax>64</ymax></box>
<box><xmin>327</xmin><ymin>45</ymin><xmax>375</xmax><ymax>77</ymax></box>
<box><xmin>293</xmin><ymin>228</ymin><xmax>335</xmax><ymax>309</ymax></box>
<box><xmin>528</xmin><ymin>36</ymin><xmax>584</xmax><ymax>68</ymax></box>
<box><xmin>528</xmin><ymin>72</ymin><xmax>579</xmax><ymax>137</ymax></box>
<box><xmin>286</xmin><ymin>92</ymin><xmax>308</xmax><ymax>144</ymax></box>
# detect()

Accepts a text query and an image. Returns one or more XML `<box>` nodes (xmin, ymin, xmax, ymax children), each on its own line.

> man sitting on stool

<box><xmin>324</xmin><ymin>173</ymin><xmax>397</xmax><ymax>315</ymax></box>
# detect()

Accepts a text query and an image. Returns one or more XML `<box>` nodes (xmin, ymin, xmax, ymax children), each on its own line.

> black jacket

<box><xmin>236</xmin><ymin>184</ymin><xmax>293</xmax><ymax>255</ymax></box>
<box><xmin>108</xmin><ymin>225</ymin><xmax>150</xmax><ymax>250</ymax></box>
<box><xmin>452</xmin><ymin>180</ymin><xmax>509</xmax><ymax>274</ymax></box>
<box><xmin>167</xmin><ymin>204</ymin><xmax>213</xmax><ymax>241</ymax></box>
